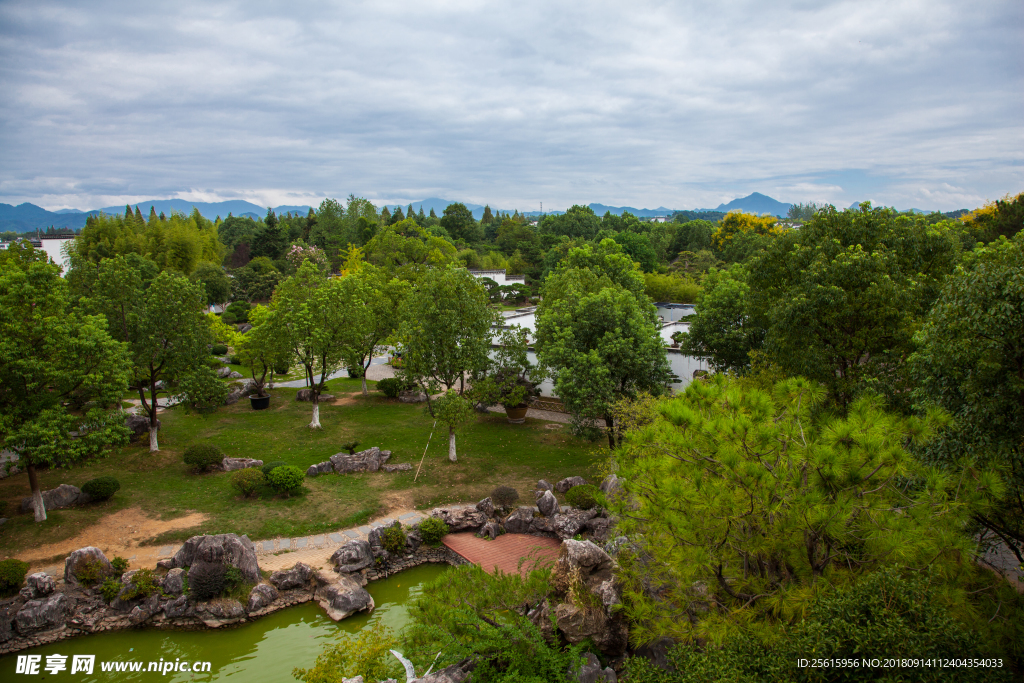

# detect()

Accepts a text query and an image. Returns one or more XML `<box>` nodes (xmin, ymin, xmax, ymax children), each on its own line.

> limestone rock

<box><xmin>0</xmin><ymin>601</ymin><xmax>18</xmax><ymax>643</ymax></box>
<box><xmin>270</xmin><ymin>562</ymin><xmax>313</xmax><ymax>590</ymax></box>
<box><xmin>475</xmin><ymin>497</ymin><xmax>494</xmax><ymax>517</ymax></box>
<box><xmin>555</xmin><ymin>539</ymin><xmax>615</xmax><ymax>587</ymax></box>
<box><xmin>398</xmin><ymin>389</ymin><xmax>427</xmax><ymax>403</ymax></box>
<box><xmin>405</xmin><ymin>529</ymin><xmax>422</xmax><ymax>553</ymax></box>
<box><xmin>553</xmin><ymin>509</ymin><xmax>598</xmax><ymax>540</ymax></box>
<box><xmin>163</xmin><ymin>594</ymin><xmax>192</xmax><ymax>619</ymax></box>
<box><xmin>503</xmin><ymin>506</ymin><xmax>536</xmax><ymax>534</ymax></box>
<box><xmin>573</xmin><ymin>652</ymin><xmax>617</xmax><ymax>683</ymax></box>
<box><xmin>162</xmin><ymin>568</ymin><xmax>185</xmax><ymax>595</ymax></box>
<box><xmin>432</xmin><ymin>507</ymin><xmax>488</xmax><ymax>532</ymax></box>
<box><xmin>167</xmin><ymin>534</ymin><xmax>261</xmax><ymax>584</ymax></box>
<box><xmin>531</xmin><ymin>516</ymin><xmax>554</xmax><ymax>533</ymax></box>
<box><xmin>247</xmin><ymin>583</ymin><xmax>279</xmax><ymax>612</ymax></box>
<box><xmin>306</xmin><ymin>461</ymin><xmax>333</xmax><ymax>477</ymax></box>
<box><xmin>21</xmin><ymin>484</ymin><xmax>91</xmax><ymax>513</ymax></box>
<box><xmin>15</xmin><ymin>593</ymin><xmax>67</xmax><ymax>633</ymax></box>
<box><xmin>128</xmin><ymin>594</ymin><xmax>161</xmax><ymax>625</ymax></box>
<box><xmin>584</xmin><ymin>517</ymin><xmax>612</xmax><ymax>542</ymax></box>
<box><xmin>237</xmin><ymin>323</ymin><xmax>253</xmax><ymax>334</ymax></box>
<box><xmin>222</xmin><ymin>457</ymin><xmax>263</xmax><ymax>472</ymax></box>
<box><xmin>381</xmin><ymin>463</ymin><xmax>412</xmax><ymax>473</ymax></box>
<box><xmin>536</xmin><ymin>479</ymin><xmax>553</xmax><ymax>491</ymax></box>
<box><xmin>538</xmin><ymin>490</ymin><xmax>559</xmax><ymax>517</ymax></box>
<box><xmin>125</xmin><ymin>414</ymin><xmax>158</xmax><ymax>442</ymax></box>
<box><xmin>479</xmin><ymin>521</ymin><xmax>501</xmax><ymax>540</ymax></box>
<box><xmin>315</xmin><ymin>574</ymin><xmax>374</xmax><ymax>621</ymax></box>
<box><xmin>64</xmin><ymin>546</ymin><xmax>114</xmax><ymax>585</ymax></box>
<box><xmin>227</xmin><ymin>371</ymin><xmax>244</xmax><ymax>379</ymax></box>
<box><xmin>330</xmin><ymin>540</ymin><xmax>373</xmax><ymax>573</ymax></box>
<box><xmin>599</xmin><ymin>474</ymin><xmax>622</xmax><ymax>497</ymax></box>
<box><xmin>216</xmin><ymin>366</ymin><xmax>232</xmax><ymax>378</ymax></box>
<box><xmin>330</xmin><ymin>447</ymin><xmax>383</xmax><ymax>474</ymax></box>
<box><xmin>555</xmin><ymin>476</ymin><xmax>588</xmax><ymax>493</ymax></box>
<box><xmin>25</xmin><ymin>572</ymin><xmax>56</xmax><ymax>598</ymax></box>
<box><xmin>197</xmin><ymin>599</ymin><xmax>246</xmax><ymax>627</ymax></box>
<box><xmin>379</xmin><ymin>450</ymin><xmax>392</xmax><ymax>463</ymax></box>
<box><xmin>419</xmin><ymin>658</ymin><xmax>476</xmax><ymax>682</ymax></box>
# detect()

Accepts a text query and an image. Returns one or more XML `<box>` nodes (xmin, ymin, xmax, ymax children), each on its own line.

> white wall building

<box><xmin>0</xmin><ymin>236</ymin><xmax>75</xmax><ymax>271</ymax></box>
<box><xmin>469</xmin><ymin>269</ymin><xmax>526</xmax><ymax>287</ymax></box>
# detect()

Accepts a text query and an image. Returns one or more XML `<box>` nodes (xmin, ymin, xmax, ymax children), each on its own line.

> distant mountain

<box><xmin>714</xmin><ymin>192</ymin><xmax>792</xmax><ymax>217</ymax></box>
<box><xmin>588</xmin><ymin>203</ymin><xmax>673</xmax><ymax>217</ymax></box>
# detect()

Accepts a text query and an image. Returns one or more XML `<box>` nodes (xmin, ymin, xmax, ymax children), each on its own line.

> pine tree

<box><xmin>149</xmin><ymin>206</ymin><xmax>158</xmax><ymax>223</ymax></box>
<box><xmin>380</xmin><ymin>206</ymin><xmax>392</xmax><ymax>224</ymax></box>
<box><xmin>429</xmin><ymin>208</ymin><xmax>437</xmax><ymax>219</ymax></box>
<box><xmin>407</xmin><ymin>204</ymin><xmax>414</xmax><ymax>219</ymax></box>
<box><xmin>265</xmin><ymin>207</ymin><xmax>278</xmax><ymax>229</ymax></box>
<box><xmin>124</xmin><ymin>205</ymin><xmax>133</xmax><ymax>222</ymax></box>
<box><xmin>159</xmin><ymin>212</ymin><xmax>166</xmax><ymax>221</ymax></box>
<box><xmin>481</xmin><ymin>205</ymin><xmax>493</xmax><ymax>224</ymax></box>
<box><xmin>418</xmin><ymin>206</ymin><xmax>426</xmax><ymax>221</ymax></box>
<box><xmin>134</xmin><ymin>206</ymin><xmax>143</xmax><ymax>224</ymax></box>
<box><xmin>390</xmin><ymin>206</ymin><xmax>404</xmax><ymax>224</ymax></box>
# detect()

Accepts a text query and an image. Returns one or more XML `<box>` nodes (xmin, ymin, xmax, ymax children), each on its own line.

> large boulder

<box><xmin>536</xmin><ymin>479</ymin><xmax>553</xmax><ymax>492</ymax></box>
<box><xmin>531</xmin><ymin>516</ymin><xmax>555</xmax><ymax>534</ymax></box>
<box><xmin>296</xmin><ymin>389</ymin><xmax>334</xmax><ymax>402</ymax></box>
<box><xmin>247</xmin><ymin>583</ymin><xmax>279</xmax><ymax>612</ymax></box>
<box><xmin>196</xmin><ymin>599</ymin><xmax>246</xmax><ymax>627</ymax></box>
<box><xmin>25</xmin><ymin>572</ymin><xmax>56</xmax><ymax>598</ymax></box>
<box><xmin>315</xmin><ymin>574</ymin><xmax>374</xmax><ymax>621</ymax></box>
<box><xmin>306</xmin><ymin>460</ymin><xmax>334</xmax><ymax>477</ymax></box>
<box><xmin>15</xmin><ymin>593</ymin><xmax>67</xmax><ymax>633</ymax></box>
<box><xmin>20</xmin><ymin>484</ymin><xmax>91</xmax><ymax>513</ymax></box>
<box><xmin>162</xmin><ymin>568</ymin><xmax>186</xmax><ymax>595</ymax></box>
<box><xmin>237</xmin><ymin>323</ymin><xmax>253</xmax><ymax>334</ymax></box>
<box><xmin>0</xmin><ymin>601</ymin><xmax>18</xmax><ymax>643</ymax></box>
<box><xmin>128</xmin><ymin>593</ymin><xmax>161</xmax><ymax>625</ymax></box>
<box><xmin>227</xmin><ymin>371</ymin><xmax>244</xmax><ymax>379</ymax></box>
<box><xmin>166</xmin><ymin>534</ymin><xmax>261</xmax><ymax>583</ymax></box>
<box><xmin>64</xmin><ymin>546</ymin><xmax>114</xmax><ymax>585</ymax></box>
<box><xmin>584</xmin><ymin>517</ymin><xmax>612</xmax><ymax>542</ymax></box>
<box><xmin>537</xmin><ymin>490</ymin><xmax>559</xmax><ymax>517</ymax></box>
<box><xmin>222</xmin><ymin>457</ymin><xmax>263</xmax><ymax>472</ymax></box>
<box><xmin>432</xmin><ymin>507</ymin><xmax>488</xmax><ymax>532</ymax></box>
<box><xmin>475</xmin><ymin>497</ymin><xmax>495</xmax><ymax>517</ymax></box>
<box><xmin>555</xmin><ymin>476</ymin><xmax>588</xmax><ymax>493</ymax></box>
<box><xmin>163</xmin><ymin>594</ymin><xmax>193</xmax><ymax>619</ymax></box>
<box><xmin>553</xmin><ymin>509</ymin><xmax>598</xmax><ymax>540</ymax></box>
<box><xmin>270</xmin><ymin>562</ymin><xmax>313</xmax><ymax>590</ymax></box>
<box><xmin>574</xmin><ymin>652</ymin><xmax>618</xmax><ymax>683</ymax></box>
<box><xmin>420</xmin><ymin>659</ymin><xmax>477</xmax><ymax>683</ymax></box>
<box><xmin>554</xmin><ymin>540</ymin><xmax>615</xmax><ymax>589</ymax></box>
<box><xmin>125</xmin><ymin>415</ymin><xmax>158</xmax><ymax>442</ymax></box>
<box><xmin>599</xmin><ymin>474</ymin><xmax>622</xmax><ymax>498</ymax></box>
<box><xmin>503</xmin><ymin>507</ymin><xmax>536</xmax><ymax>534</ymax></box>
<box><xmin>216</xmin><ymin>366</ymin><xmax>233</xmax><ymax>379</ymax></box>
<box><xmin>330</xmin><ymin>447</ymin><xmax>383</xmax><ymax>474</ymax></box>
<box><xmin>331</xmin><ymin>540</ymin><xmax>373</xmax><ymax>573</ymax></box>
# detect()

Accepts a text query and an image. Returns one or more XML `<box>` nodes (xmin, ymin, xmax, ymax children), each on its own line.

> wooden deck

<box><xmin>442</xmin><ymin>532</ymin><xmax>561</xmax><ymax>575</ymax></box>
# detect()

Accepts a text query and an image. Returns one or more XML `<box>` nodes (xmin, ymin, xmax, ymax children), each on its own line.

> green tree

<box><xmin>252</xmin><ymin>216</ymin><xmax>288</xmax><ymax>261</ymax></box>
<box><xmin>668</xmin><ymin>219</ymin><xmax>716</xmax><ymax>255</ymax></box>
<box><xmin>911</xmin><ymin>232</ymin><xmax>1024</xmax><ymax>561</ymax></box>
<box><xmin>363</xmin><ymin>219</ymin><xmax>457</xmax><ymax>281</ymax></box>
<box><xmin>341</xmin><ymin>262</ymin><xmax>410</xmax><ymax>395</ymax></box>
<box><xmin>539</xmin><ymin>204</ymin><xmax>601</xmax><ymax>240</ymax></box>
<box><xmin>0</xmin><ymin>257</ymin><xmax>131</xmax><ymax>521</ymax></box>
<box><xmin>235</xmin><ymin>305</ymin><xmax>292</xmax><ymax>398</ymax></box>
<box><xmin>190</xmin><ymin>262</ymin><xmax>231</xmax><ymax>306</ymax></box>
<box><xmin>439</xmin><ymin>203</ymin><xmax>481</xmax><ymax>243</ymax></box>
<box><xmin>431</xmin><ymin>390</ymin><xmax>475</xmax><ymax>462</ymax></box>
<box><xmin>679</xmin><ymin>265</ymin><xmax>765</xmax><ymax>373</ymax></box>
<box><xmin>612</xmin><ymin>231</ymin><xmax>658</xmax><ymax>272</ymax></box>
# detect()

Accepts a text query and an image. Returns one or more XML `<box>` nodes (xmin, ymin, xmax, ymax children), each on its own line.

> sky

<box><xmin>0</xmin><ymin>0</ymin><xmax>1021</xmax><ymax>213</ymax></box>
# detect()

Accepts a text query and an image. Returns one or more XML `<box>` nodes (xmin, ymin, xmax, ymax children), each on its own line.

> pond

<box><xmin>1</xmin><ymin>563</ymin><xmax>449</xmax><ymax>682</ymax></box>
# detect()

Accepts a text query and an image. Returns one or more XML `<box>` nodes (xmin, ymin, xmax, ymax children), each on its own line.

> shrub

<box><xmin>221</xmin><ymin>313</ymin><xmax>237</xmax><ymax>325</ymax></box>
<box><xmin>381</xmin><ymin>525</ymin><xmax>407</xmax><ymax>554</ymax></box>
<box><xmin>188</xmin><ymin>562</ymin><xmax>225</xmax><ymax>601</ymax></box>
<box><xmin>183</xmin><ymin>443</ymin><xmax>224</xmax><ymax>472</ymax></box>
<box><xmin>110</xmin><ymin>557</ymin><xmax>129</xmax><ymax>574</ymax></box>
<box><xmin>418</xmin><ymin>517</ymin><xmax>449</xmax><ymax>546</ymax></box>
<box><xmin>121</xmin><ymin>569</ymin><xmax>159</xmax><ymax>601</ymax></box>
<box><xmin>0</xmin><ymin>559</ymin><xmax>30</xmax><ymax>597</ymax></box>
<box><xmin>340</xmin><ymin>440</ymin><xmax>360</xmax><ymax>455</ymax></box>
<box><xmin>229</xmin><ymin>355</ymin><xmax>242</xmax><ymax>365</ymax></box>
<box><xmin>346</xmin><ymin>365</ymin><xmax>365</xmax><ymax>379</ymax></box>
<box><xmin>75</xmin><ymin>559</ymin><xmax>108</xmax><ymax>587</ymax></box>
<box><xmin>260</xmin><ymin>460</ymin><xmax>287</xmax><ymax>478</ymax></box>
<box><xmin>211</xmin><ymin>343</ymin><xmax>229</xmax><ymax>356</ymax></box>
<box><xmin>232</xmin><ymin>468</ymin><xmax>266</xmax><ymax>497</ymax></box>
<box><xmin>565</xmin><ymin>484</ymin><xmax>602</xmax><ymax>510</ymax></box>
<box><xmin>99</xmin><ymin>577</ymin><xmax>122</xmax><ymax>603</ymax></box>
<box><xmin>82</xmin><ymin>476</ymin><xmax>120</xmax><ymax>501</ymax></box>
<box><xmin>226</xmin><ymin>300</ymin><xmax>251</xmax><ymax>323</ymax></box>
<box><xmin>176</xmin><ymin>367</ymin><xmax>230</xmax><ymax>413</ymax></box>
<box><xmin>223</xmin><ymin>565</ymin><xmax>251</xmax><ymax>599</ymax></box>
<box><xmin>377</xmin><ymin>377</ymin><xmax>403</xmax><ymax>399</ymax></box>
<box><xmin>273</xmin><ymin>362</ymin><xmax>290</xmax><ymax>375</ymax></box>
<box><xmin>267</xmin><ymin>466</ymin><xmax>304</xmax><ymax>496</ymax></box>
<box><xmin>491</xmin><ymin>485</ymin><xmax>520</xmax><ymax>508</ymax></box>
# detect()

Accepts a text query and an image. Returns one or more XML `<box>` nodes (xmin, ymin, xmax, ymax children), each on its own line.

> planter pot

<box><xmin>249</xmin><ymin>394</ymin><xmax>271</xmax><ymax>410</ymax></box>
<box><xmin>504</xmin><ymin>405</ymin><xmax>528</xmax><ymax>424</ymax></box>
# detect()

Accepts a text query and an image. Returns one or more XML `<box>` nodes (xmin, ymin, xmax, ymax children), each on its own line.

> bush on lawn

<box><xmin>377</xmin><ymin>377</ymin><xmax>403</xmax><ymax>399</ymax></box>
<box><xmin>565</xmin><ymin>484</ymin><xmax>601</xmax><ymax>510</ymax></box>
<box><xmin>232</xmin><ymin>468</ymin><xmax>266</xmax><ymax>498</ymax></box>
<box><xmin>183</xmin><ymin>443</ymin><xmax>224</xmax><ymax>472</ymax></box>
<box><xmin>491</xmin><ymin>485</ymin><xmax>520</xmax><ymax>508</ymax></box>
<box><xmin>381</xmin><ymin>525</ymin><xmax>407</xmax><ymax>554</ymax></box>
<box><xmin>418</xmin><ymin>518</ymin><xmax>449</xmax><ymax>546</ymax></box>
<box><xmin>347</xmin><ymin>365</ymin><xmax>365</xmax><ymax>379</ymax></box>
<box><xmin>273</xmin><ymin>362</ymin><xmax>290</xmax><ymax>375</ymax></box>
<box><xmin>111</xmin><ymin>557</ymin><xmax>129</xmax><ymax>574</ymax></box>
<box><xmin>211</xmin><ymin>344</ymin><xmax>228</xmax><ymax>356</ymax></box>
<box><xmin>267</xmin><ymin>466</ymin><xmax>304</xmax><ymax>496</ymax></box>
<box><xmin>82</xmin><ymin>476</ymin><xmax>120</xmax><ymax>501</ymax></box>
<box><xmin>0</xmin><ymin>559</ymin><xmax>30</xmax><ymax>597</ymax></box>
<box><xmin>225</xmin><ymin>300</ymin><xmax>250</xmax><ymax>323</ymax></box>
<box><xmin>229</xmin><ymin>355</ymin><xmax>242</xmax><ymax>365</ymax></box>
<box><xmin>260</xmin><ymin>460</ymin><xmax>287</xmax><ymax>478</ymax></box>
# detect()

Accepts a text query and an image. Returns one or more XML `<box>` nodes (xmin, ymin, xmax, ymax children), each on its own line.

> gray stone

<box><xmin>228</xmin><ymin>371</ymin><xmax>244</xmax><ymax>379</ymax></box>
<box><xmin>599</xmin><ymin>474</ymin><xmax>622</xmax><ymax>497</ymax></box>
<box><xmin>330</xmin><ymin>540</ymin><xmax>373</xmax><ymax>573</ymax></box>
<box><xmin>166</xmin><ymin>533</ymin><xmax>261</xmax><ymax>583</ymax></box>
<box><xmin>125</xmin><ymin>414</ymin><xmax>158</xmax><ymax>442</ymax></box>
<box><xmin>270</xmin><ymin>562</ymin><xmax>313</xmax><ymax>590</ymax></box>
<box><xmin>405</xmin><ymin>529</ymin><xmax>422</xmax><ymax>552</ymax></box>
<box><xmin>25</xmin><ymin>572</ymin><xmax>56</xmax><ymax>598</ymax></box>
<box><xmin>306</xmin><ymin>461</ymin><xmax>333</xmax><ymax>477</ymax></box>
<box><xmin>296</xmin><ymin>388</ymin><xmax>313</xmax><ymax>401</ymax></box>
<box><xmin>584</xmin><ymin>517</ymin><xmax>613</xmax><ymax>542</ymax></box>
<box><xmin>398</xmin><ymin>389</ymin><xmax>427</xmax><ymax>403</ymax></box>
<box><xmin>555</xmin><ymin>476</ymin><xmax>588</xmax><ymax>493</ymax></box>
<box><xmin>574</xmin><ymin>653</ymin><xmax>617</xmax><ymax>683</ymax></box>
<box><xmin>536</xmin><ymin>479</ymin><xmax>553</xmax><ymax>491</ymax></box>
<box><xmin>553</xmin><ymin>509</ymin><xmax>598</xmax><ymax>540</ymax></box>
<box><xmin>216</xmin><ymin>366</ymin><xmax>232</xmax><ymax>378</ymax></box>
<box><xmin>163</xmin><ymin>594</ymin><xmax>192</xmax><ymax>619</ymax></box>
<box><xmin>222</xmin><ymin>457</ymin><xmax>263</xmax><ymax>472</ymax></box>
<box><xmin>162</xmin><ymin>568</ymin><xmax>185</xmax><ymax>595</ymax></box>
<box><xmin>128</xmin><ymin>594</ymin><xmax>161</xmax><ymax>625</ymax></box>
<box><xmin>531</xmin><ymin>516</ymin><xmax>555</xmax><ymax>533</ymax></box>
<box><xmin>237</xmin><ymin>323</ymin><xmax>253</xmax><ymax>334</ymax></box>
<box><xmin>381</xmin><ymin>463</ymin><xmax>412</xmax><ymax>472</ymax></box>
<box><xmin>432</xmin><ymin>507</ymin><xmax>488</xmax><ymax>532</ymax></box>
<box><xmin>64</xmin><ymin>546</ymin><xmax>114</xmax><ymax>585</ymax></box>
<box><xmin>380</xmin><ymin>450</ymin><xmax>392</xmax><ymax>463</ymax></box>
<box><xmin>420</xmin><ymin>659</ymin><xmax>477</xmax><ymax>682</ymax></box>
<box><xmin>294</xmin><ymin>537</ymin><xmax>308</xmax><ymax>549</ymax></box>
<box><xmin>553</xmin><ymin>540</ymin><xmax>616</xmax><ymax>597</ymax></box>
<box><xmin>330</xmin><ymin>447</ymin><xmax>383</xmax><ymax>474</ymax></box>
<box><xmin>479</xmin><ymin>521</ymin><xmax>501</xmax><ymax>540</ymax></box>
<box><xmin>315</xmin><ymin>574</ymin><xmax>374</xmax><ymax>621</ymax></box>
<box><xmin>503</xmin><ymin>506</ymin><xmax>536</xmax><ymax>534</ymax></box>
<box><xmin>475</xmin><ymin>497</ymin><xmax>495</xmax><ymax>517</ymax></box>
<box><xmin>538</xmin><ymin>490</ymin><xmax>559</xmax><ymax>517</ymax></box>
<box><xmin>0</xmin><ymin>601</ymin><xmax>18</xmax><ymax>643</ymax></box>
<box><xmin>21</xmin><ymin>483</ymin><xmax>91</xmax><ymax>513</ymax></box>
<box><xmin>197</xmin><ymin>599</ymin><xmax>246</xmax><ymax>627</ymax></box>
<box><xmin>15</xmin><ymin>593</ymin><xmax>67</xmax><ymax>633</ymax></box>
<box><xmin>247</xmin><ymin>583</ymin><xmax>279</xmax><ymax>612</ymax></box>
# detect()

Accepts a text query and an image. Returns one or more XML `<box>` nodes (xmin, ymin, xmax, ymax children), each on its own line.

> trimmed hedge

<box><xmin>82</xmin><ymin>476</ymin><xmax>120</xmax><ymax>501</ymax></box>
<box><xmin>381</xmin><ymin>525</ymin><xmax>407</xmax><ymax>554</ymax></box>
<box><xmin>377</xmin><ymin>377</ymin><xmax>403</xmax><ymax>398</ymax></box>
<box><xmin>211</xmin><ymin>344</ymin><xmax>228</xmax><ymax>356</ymax></box>
<box><xmin>565</xmin><ymin>484</ymin><xmax>602</xmax><ymax>510</ymax></box>
<box><xmin>183</xmin><ymin>443</ymin><xmax>224</xmax><ymax>472</ymax></box>
<box><xmin>260</xmin><ymin>460</ymin><xmax>287</xmax><ymax>478</ymax></box>
<box><xmin>267</xmin><ymin>466</ymin><xmax>304</xmax><ymax>495</ymax></box>
<box><xmin>418</xmin><ymin>517</ymin><xmax>449</xmax><ymax>546</ymax></box>
<box><xmin>0</xmin><ymin>559</ymin><xmax>29</xmax><ymax>597</ymax></box>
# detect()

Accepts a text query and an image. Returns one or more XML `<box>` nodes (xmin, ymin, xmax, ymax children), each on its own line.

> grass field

<box><xmin>0</xmin><ymin>378</ymin><xmax>604</xmax><ymax>557</ymax></box>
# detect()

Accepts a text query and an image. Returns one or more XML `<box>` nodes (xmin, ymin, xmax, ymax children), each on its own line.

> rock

<box><xmin>162</xmin><ymin>568</ymin><xmax>185</xmax><ymax>595</ymax></box>
<box><xmin>574</xmin><ymin>652</ymin><xmax>617</xmax><ymax>683</ymax></box>
<box><xmin>247</xmin><ymin>583</ymin><xmax>279</xmax><ymax>612</ymax></box>
<box><xmin>479</xmin><ymin>521</ymin><xmax>501</xmax><ymax>540</ymax></box>
<box><xmin>64</xmin><ymin>546</ymin><xmax>114</xmax><ymax>585</ymax></box>
<box><xmin>222</xmin><ymin>457</ymin><xmax>263</xmax><ymax>472</ymax></box>
<box><xmin>128</xmin><ymin>594</ymin><xmax>161</xmax><ymax>625</ymax></box>
<box><xmin>270</xmin><ymin>562</ymin><xmax>313</xmax><ymax>590</ymax></box>
<box><xmin>584</xmin><ymin>517</ymin><xmax>612</xmax><ymax>542</ymax></box>
<box><xmin>315</xmin><ymin>574</ymin><xmax>374</xmax><ymax>621</ymax></box>
<box><xmin>330</xmin><ymin>447</ymin><xmax>383</xmax><ymax>474</ymax></box>
<box><xmin>163</xmin><ymin>594</ymin><xmax>192</xmax><ymax>619</ymax></box>
<box><xmin>475</xmin><ymin>497</ymin><xmax>495</xmax><ymax>517</ymax></box>
<box><xmin>398</xmin><ymin>389</ymin><xmax>427</xmax><ymax>403</ymax></box>
<box><xmin>167</xmin><ymin>534</ymin><xmax>261</xmax><ymax>584</ymax></box>
<box><xmin>197</xmin><ymin>599</ymin><xmax>246</xmax><ymax>627</ymax></box>
<box><xmin>432</xmin><ymin>507</ymin><xmax>488</xmax><ymax>532</ymax></box>
<box><xmin>15</xmin><ymin>593</ymin><xmax>67</xmax><ymax>633</ymax></box>
<box><xmin>379</xmin><ymin>450</ymin><xmax>391</xmax><ymax>463</ymax></box>
<box><xmin>599</xmin><ymin>474</ymin><xmax>622</xmax><ymax>497</ymax></box>
<box><xmin>405</xmin><ymin>529</ymin><xmax>422</xmax><ymax>553</ymax></box>
<box><xmin>420</xmin><ymin>658</ymin><xmax>477</xmax><ymax>682</ymax></box>
<box><xmin>25</xmin><ymin>572</ymin><xmax>56</xmax><ymax>598</ymax></box>
<box><xmin>0</xmin><ymin>601</ymin><xmax>18</xmax><ymax>643</ymax></box>
<box><xmin>296</xmin><ymin>388</ymin><xmax>313</xmax><ymax>401</ymax></box>
<box><xmin>125</xmin><ymin>414</ymin><xmax>158</xmax><ymax>442</ymax></box>
<box><xmin>555</xmin><ymin>539</ymin><xmax>615</xmax><ymax>587</ymax></box>
<box><xmin>237</xmin><ymin>323</ymin><xmax>253</xmax><ymax>334</ymax></box>
<box><xmin>531</xmin><ymin>516</ymin><xmax>554</xmax><ymax>533</ymax></box>
<box><xmin>381</xmin><ymin>463</ymin><xmax>412</xmax><ymax>473</ymax></box>
<box><xmin>536</xmin><ymin>479</ymin><xmax>553</xmax><ymax>491</ymax></box>
<box><xmin>216</xmin><ymin>366</ymin><xmax>232</xmax><ymax>378</ymax></box>
<box><xmin>225</xmin><ymin>370</ymin><xmax>241</xmax><ymax>379</ymax></box>
<box><xmin>342</xmin><ymin>677</ymin><xmax>364</xmax><ymax>683</ymax></box>
<box><xmin>538</xmin><ymin>490</ymin><xmax>559</xmax><ymax>517</ymax></box>
<box><xmin>306</xmin><ymin>461</ymin><xmax>333</xmax><ymax>477</ymax></box>
<box><xmin>553</xmin><ymin>509</ymin><xmax>598</xmax><ymax>540</ymax></box>
<box><xmin>224</xmin><ymin>388</ymin><xmax>243</xmax><ymax>405</ymax></box>
<box><xmin>330</xmin><ymin>541</ymin><xmax>373</xmax><ymax>573</ymax></box>
<box><xmin>503</xmin><ymin>506</ymin><xmax>536</xmax><ymax>534</ymax></box>
<box><xmin>20</xmin><ymin>484</ymin><xmax>91</xmax><ymax>513</ymax></box>
<box><xmin>555</xmin><ymin>476</ymin><xmax>588</xmax><ymax>493</ymax></box>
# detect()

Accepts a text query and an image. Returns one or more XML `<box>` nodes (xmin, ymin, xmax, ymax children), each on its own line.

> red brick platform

<box><xmin>442</xmin><ymin>532</ymin><xmax>561</xmax><ymax>575</ymax></box>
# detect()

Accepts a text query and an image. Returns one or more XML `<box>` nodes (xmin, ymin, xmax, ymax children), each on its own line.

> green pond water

<box><xmin>1</xmin><ymin>563</ymin><xmax>449</xmax><ymax>682</ymax></box>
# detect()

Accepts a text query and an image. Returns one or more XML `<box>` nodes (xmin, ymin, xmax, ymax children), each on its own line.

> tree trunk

<box><xmin>361</xmin><ymin>376</ymin><xmax>368</xmax><ymax>396</ymax></box>
<box><xmin>310</xmin><ymin>400</ymin><xmax>322</xmax><ymax>429</ymax></box>
<box><xmin>27</xmin><ymin>463</ymin><xmax>46</xmax><ymax>522</ymax></box>
<box><xmin>605</xmin><ymin>414</ymin><xmax>616</xmax><ymax>450</ymax></box>
<box><xmin>448</xmin><ymin>427</ymin><xmax>457</xmax><ymax>462</ymax></box>
<box><xmin>149</xmin><ymin>381</ymin><xmax>160</xmax><ymax>452</ymax></box>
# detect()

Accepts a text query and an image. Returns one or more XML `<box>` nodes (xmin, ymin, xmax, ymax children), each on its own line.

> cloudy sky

<box><xmin>1</xmin><ymin>0</ymin><xmax>1020</xmax><ymax>212</ymax></box>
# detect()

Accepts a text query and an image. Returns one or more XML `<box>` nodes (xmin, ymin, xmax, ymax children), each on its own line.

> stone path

<box><xmin>442</xmin><ymin>532</ymin><xmax>561</xmax><ymax>575</ymax></box>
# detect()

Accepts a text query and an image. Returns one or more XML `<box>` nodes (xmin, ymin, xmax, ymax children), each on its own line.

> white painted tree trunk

<box><xmin>149</xmin><ymin>425</ymin><xmax>159</xmax><ymax>452</ymax></box>
<box><xmin>448</xmin><ymin>428</ymin><xmax>457</xmax><ymax>462</ymax></box>
<box><xmin>309</xmin><ymin>402</ymin><xmax>322</xmax><ymax>429</ymax></box>
<box><xmin>32</xmin><ymin>488</ymin><xmax>46</xmax><ymax>522</ymax></box>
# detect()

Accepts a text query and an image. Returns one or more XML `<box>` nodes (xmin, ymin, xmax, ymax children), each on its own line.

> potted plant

<box><xmin>234</xmin><ymin>305</ymin><xmax>290</xmax><ymax>410</ymax></box>
<box><xmin>472</xmin><ymin>326</ymin><xmax>544</xmax><ymax>424</ymax></box>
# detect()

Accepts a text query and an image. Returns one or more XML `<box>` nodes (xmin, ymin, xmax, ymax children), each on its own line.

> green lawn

<box><xmin>0</xmin><ymin>379</ymin><xmax>604</xmax><ymax>557</ymax></box>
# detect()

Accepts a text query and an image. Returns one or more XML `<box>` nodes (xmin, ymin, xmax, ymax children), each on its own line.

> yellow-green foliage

<box><xmin>293</xmin><ymin>620</ymin><xmax>399</xmax><ymax>683</ymax></box>
<box><xmin>711</xmin><ymin>211</ymin><xmax>785</xmax><ymax>252</ymax></box>
<box><xmin>643</xmin><ymin>273</ymin><xmax>701</xmax><ymax>303</ymax></box>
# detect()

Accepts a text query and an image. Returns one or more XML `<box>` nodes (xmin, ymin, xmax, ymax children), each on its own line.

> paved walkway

<box><xmin>443</xmin><ymin>532</ymin><xmax>561</xmax><ymax>575</ymax></box>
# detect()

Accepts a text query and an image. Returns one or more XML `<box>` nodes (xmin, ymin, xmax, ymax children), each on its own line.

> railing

<box><xmin>530</xmin><ymin>397</ymin><xmax>569</xmax><ymax>414</ymax></box>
